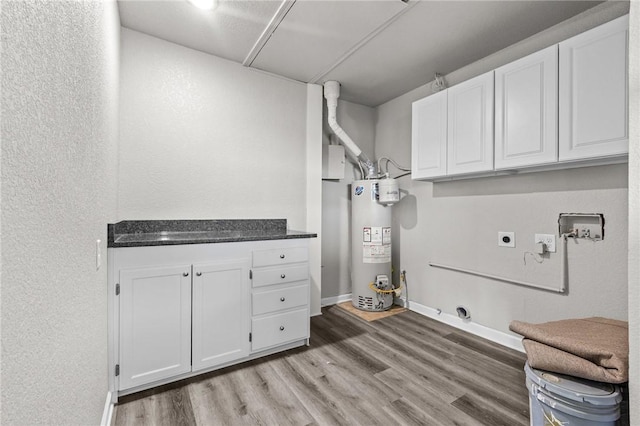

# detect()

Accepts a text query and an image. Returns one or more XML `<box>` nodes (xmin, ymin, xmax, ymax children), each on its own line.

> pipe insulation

<box><xmin>323</xmin><ymin>81</ymin><xmax>375</xmax><ymax>177</ymax></box>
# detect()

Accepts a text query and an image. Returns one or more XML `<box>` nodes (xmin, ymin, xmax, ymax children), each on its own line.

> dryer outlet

<box><xmin>498</xmin><ymin>232</ymin><xmax>515</xmax><ymax>248</ymax></box>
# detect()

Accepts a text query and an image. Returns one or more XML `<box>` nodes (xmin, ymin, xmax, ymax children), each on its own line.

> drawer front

<box><xmin>252</xmin><ymin>308</ymin><xmax>309</xmax><ymax>352</ymax></box>
<box><xmin>252</xmin><ymin>283</ymin><xmax>309</xmax><ymax>316</ymax></box>
<box><xmin>252</xmin><ymin>247</ymin><xmax>308</xmax><ymax>267</ymax></box>
<box><xmin>252</xmin><ymin>264</ymin><xmax>308</xmax><ymax>288</ymax></box>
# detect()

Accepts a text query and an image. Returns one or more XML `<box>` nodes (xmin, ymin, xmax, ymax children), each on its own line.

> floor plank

<box><xmin>114</xmin><ymin>306</ymin><xmax>529</xmax><ymax>426</ymax></box>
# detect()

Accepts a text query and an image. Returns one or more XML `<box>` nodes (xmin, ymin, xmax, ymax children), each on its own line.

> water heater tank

<box><xmin>351</xmin><ymin>179</ymin><xmax>393</xmax><ymax>311</ymax></box>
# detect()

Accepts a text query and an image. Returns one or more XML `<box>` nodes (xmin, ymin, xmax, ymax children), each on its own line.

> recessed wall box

<box><xmin>498</xmin><ymin>231</ymin><xmax>516</xmax><ymax>248</ymax></box>
<box><xmin>322</xmin><ymin>144</ymin><xmax>345</xmax><ymax>180</ymax></box>
<box><xmin>558</xmin><ymin>213</ymin><xmax>604</xmax><ymax>240</ymax></box>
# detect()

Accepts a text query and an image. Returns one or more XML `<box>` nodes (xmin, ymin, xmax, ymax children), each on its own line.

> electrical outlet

<box><xmin>498</xmin><ymin>232</ymin><xmax>515</xmax><ymax>248</ymax></box>
<box><xmin>534</xmin><ymin>234</ymin><xmax>556</xmax><ymax>253</ymax></box>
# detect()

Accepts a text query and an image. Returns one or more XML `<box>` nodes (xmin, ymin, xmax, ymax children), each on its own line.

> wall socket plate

<box><xmin>534</xmin><ymin>234</ymin><xmax>556</xmax><ymax>253</ymax></box>
<box><xmin>498</xmin><ymin>231</ymin><xmax>515</xmax><ymax>248</ymax></box>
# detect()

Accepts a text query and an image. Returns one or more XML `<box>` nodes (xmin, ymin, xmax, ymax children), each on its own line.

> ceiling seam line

<box><xmin>242</xmin><ymin>0</ymin><xmax>297</xmax><ymax>67</ymax></box>
<box><xmin>308</xmin><ymin>0</ymin><xmax>419</xmax><ymax>84</ymax></box>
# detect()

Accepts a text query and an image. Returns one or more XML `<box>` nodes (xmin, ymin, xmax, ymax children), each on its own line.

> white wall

<box><xmin>627</xmin><ymin>2</ymin><xmax>639</xmax><ymax>424</ymax></box>
<box><xmin>119</xmin><ymin>30</ymin><xmax>321</xmax><ymax>313</ymax></box>
<box><xmin>321</xmin><ymin>100</ymin><xmax>376</xmax><ymax>301</ymax></box>
<box><xmin>1</xmin><ymin>1</ymin><xmax>120</xmax><ymax>424</ymax></box>
<box><xmin>118</xmin><ymin>29</ymin><xmax>309</xmax><ymax>230</ymax></box>
<box><xmin>374</xmin><ymin>2</ymin><xmax>630</xmax><ymax>336</ymax></box>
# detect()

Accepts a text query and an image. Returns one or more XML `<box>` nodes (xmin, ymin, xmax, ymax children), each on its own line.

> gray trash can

<box><xmin>525</xmin><ymin>363</ymin><xmax>622</xmax><ymax>426</ymax></box>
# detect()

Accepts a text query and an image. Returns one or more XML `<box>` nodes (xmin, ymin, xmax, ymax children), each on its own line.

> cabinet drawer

<box><xmin>252</xmin><ymin>264</ymin><xmax>308</xmax><ymax>288</ymax></box>
<box><xmin>251</xmin><ymin>308</ymin><xmax>309</xmax><ymax>352</ymax></box>
<box><xmin>252</xmin><ymin>247</ymin><xmax>308</xmax><ymax>267</ymax></box>
<box><xmin>252</xmin><ymin>283</ymin><xmax>308</xmax><ymax>316</ymax></box>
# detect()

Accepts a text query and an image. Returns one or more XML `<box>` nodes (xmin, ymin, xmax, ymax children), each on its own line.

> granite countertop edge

<box><xmin>107</xmin><ymin>219</ymin><xmax>316</xmax><ymax>248</ymax></box>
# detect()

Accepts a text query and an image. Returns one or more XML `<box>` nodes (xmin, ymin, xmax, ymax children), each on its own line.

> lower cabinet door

<box><xmin>192</xmin><ymin>260</ymin><xmax>251</xmax><ymax>371</ymax></box>
<box><xmin>119</xmin><ymin>265</ymin><xmax>192</xmax><ymax>390</ymax></box>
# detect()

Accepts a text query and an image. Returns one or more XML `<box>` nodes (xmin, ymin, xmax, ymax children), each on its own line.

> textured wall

<box><xmin>321</xmin><ymin>100</ymin><xmax>376</xmax><ymax>300</ymax></box>
<box><xmin>1</xmin><ymin>1</ymin><xmax>120</xmax><ymax>424</ymax></box>
<box><xmin>118</xmin><ymin>29</ymin><xmax>308</xmax><ymax>230</ymax></box>
<box><xmin>373</xmin><ymin>2</ymin><xmax>630</xmax><ymax>335</ymax></box>
<box><xmin>627</xmin><ymin>2</ymin><xmax>639</xmax><ymax>424</ymax></box>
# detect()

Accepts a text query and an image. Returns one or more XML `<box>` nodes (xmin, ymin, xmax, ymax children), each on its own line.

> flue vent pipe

<box><xmin>323</xmin><ymin>81</ymin><xmax>375</xmax><ymax>178</ymax></box>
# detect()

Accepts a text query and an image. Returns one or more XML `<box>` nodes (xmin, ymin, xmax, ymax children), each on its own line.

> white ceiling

<box><xmin>118</xmin><ymin>0</ymin><xmax>603</xmax><ymax>107</ymax></box>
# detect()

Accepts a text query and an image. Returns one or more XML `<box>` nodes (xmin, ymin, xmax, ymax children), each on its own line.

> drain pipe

<box><xmin>323</xmin><ymin>81</ymin><xmax>375</xmax><ymax>178</ymax></box>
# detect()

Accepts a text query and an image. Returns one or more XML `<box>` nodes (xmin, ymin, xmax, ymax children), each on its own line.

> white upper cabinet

<box><xmin>559</xmin><ymin>15</ymin><xmax>629</xmax><ymax>161</ymax></box>
<box><xmin>447</xmin><ymin>71</ymin><xmax>494</xmax><ymax>175</ymax></box>
<box><xmin>495</xmin><ymin>45</ymin><xmax>558</xmax><ymax>169</ymax></box>
<box><xmin>410</xmin><ymin>15</ymin><xmax>628</xmax><ymax>181</ymax></box>
<box><xmin>411</xmin><ymin>90</ymin><xmax>447</xmax><ymax>179</ymax></box>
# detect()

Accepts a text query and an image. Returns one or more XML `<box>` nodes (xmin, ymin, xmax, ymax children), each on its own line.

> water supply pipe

<box><xmin>323</xmin><ymin>81</ymin><xmax>375</xmax><ymax>178</ymax></box>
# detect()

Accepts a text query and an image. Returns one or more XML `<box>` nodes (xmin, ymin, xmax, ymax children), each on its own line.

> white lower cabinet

<box><xmin>192</xmin><ymin>260</ymin><xmax>250</xmax><ymax>372</ymax></box>
<box><xmin>118</xmin><ymin>265</ymin><xmax>192</xmax><ymax>390</ymax></box>
<box><xmin>110</xmin><ymin>239</ymin><xmax>310</xmax><ymax>396</ymax></box>
<box><xmin>251</xmin><ymin>308</ymin><xmax>309</xmax><ymax>352</ymax></box>
<box><xmin>250</xmin><ymin>247</ymin><xmax>310</xmax><ymax>352</ymax></box>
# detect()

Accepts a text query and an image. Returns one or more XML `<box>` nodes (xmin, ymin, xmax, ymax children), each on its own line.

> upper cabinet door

<box><xmin>447</xmin><ymin>71</ymin><xmax>494</xmax><ymax>175</ymax></box>
<box><xmin>559</xmin><ymin>15</ymin><xmax>629</xmax><ymax>161</ymax></box>
<box><xmin>411</xmin><ymin>90</ymin><xmax>448</xmax><ymax>179</ymax></box>
<box><xmin>495</xmin><ymin>46</ymin><xmax>558</xmax><ymax>169</ymax></box>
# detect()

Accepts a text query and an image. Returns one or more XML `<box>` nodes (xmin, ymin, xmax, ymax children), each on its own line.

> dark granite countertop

<box><xmin>108</xmin><ymin>219</ymin><xmax>316</xmax><ymax>248</ymax></box>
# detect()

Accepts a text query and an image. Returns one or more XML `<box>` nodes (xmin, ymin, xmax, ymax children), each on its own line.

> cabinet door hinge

<box><xmin>249</xmin><ymin>270</ymin><xmax>253</xmax><ymax>280</ymax></box>
<box><xmin>115</xmin><ymin>364</ymin><xmax>120</xmax><ymax>376</ymax></box>
<box><xmin>115</xmin><ymin>283</ymin><xmax>120</xmax><ymax>296</ymax></box>
<box><xmin>249</xmin><ymin>332</ymin><xmax>252</xmax><ymax>342</ymax></box>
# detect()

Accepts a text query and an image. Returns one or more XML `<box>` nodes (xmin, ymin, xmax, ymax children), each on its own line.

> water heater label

<box><xmin>354</xmin><ymin>185</ymin><xmax>364</xmax><ymax>196</ymax></box>
<box><xmin>382</xmin><ymin>227</ymin><xmax>391</xmax><ymax>245</ymax></box>
<box><xmin>362</xmin><ymin>226</ymin><xmax>391</xmax><ymax>263</ymax></box>
<box><xmin>363</xmin><ymin>227</ymin><xmax>371</xmax><ymax>242</ymax></box>
<box><xmin>370</xmin><ymin>227</ymin><xmax>383</xmax><ymax>244</ymax></box>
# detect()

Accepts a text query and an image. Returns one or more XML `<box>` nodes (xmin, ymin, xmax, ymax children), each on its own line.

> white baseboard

<box><xmin>101</xmin><ymin>391</ymin><xmax>114</xmax><ymax>426</ymax></box>
<box><xmin>321</xmin><ymin>293</ymin><xmax>352</xmax><ymax>307</ymax></box>
<box><xmin>408</xmin><ymin>301</ymin><xmax>524</xmax><ymax>353</ymax></box>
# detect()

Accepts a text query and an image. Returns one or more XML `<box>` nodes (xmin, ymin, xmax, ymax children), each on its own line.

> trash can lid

<box><xmin>525</xmin><ymin>363</ymin><xmax>622</xmax><ymax>406</ymax></box>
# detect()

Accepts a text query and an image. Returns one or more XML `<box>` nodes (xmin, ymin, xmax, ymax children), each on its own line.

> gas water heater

<box><xmin>324</xmin><ymin>80</ymin><xmax>403</xmax><ymax>312</ymax></box>
<box><xmin>351</xmin><ymin>179</ymin><xmax>398</xmax><ymax>311</ymax></box>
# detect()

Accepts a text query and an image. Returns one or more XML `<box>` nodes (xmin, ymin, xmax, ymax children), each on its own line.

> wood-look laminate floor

<box><xmin>114</xmin><ymin>306</ymin><xmax>530</xmax><ymax>426</ymax></box>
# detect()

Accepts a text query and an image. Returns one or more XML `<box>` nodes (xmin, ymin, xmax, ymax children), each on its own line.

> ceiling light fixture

<box><xmin>187</xmin><ymin>0</ymin><xmax>217</xmax><ymax>11</ymax></box>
